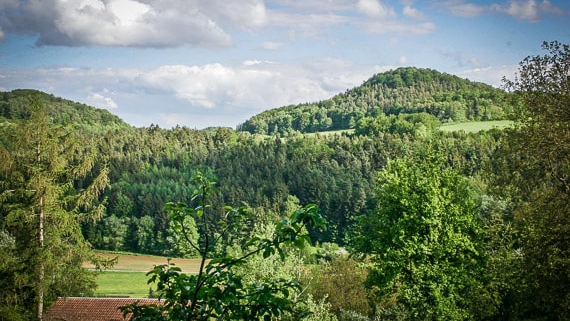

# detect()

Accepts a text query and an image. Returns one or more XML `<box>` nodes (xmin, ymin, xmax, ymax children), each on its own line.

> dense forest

<box><xmin>1</xmin><ymin>45</ymin><xmax>569</xmax><ymax>320</ymax></box>
<box><xmin>1</xmin><ymin>69</ymin><xmax>504</xmax><ymax>254</ymax></box>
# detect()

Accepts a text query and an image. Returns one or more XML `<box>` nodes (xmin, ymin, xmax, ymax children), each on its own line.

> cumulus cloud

<box><xmin>0</xmin><ymin>0</ymin><xmax>442</xmax><ymax>47</ymax></box>
<box><xmin>135</xmin><ymin>63</ymin><xmax>339</xmax><ymax>111</ymax></box>
<box><xmin>0</xmin><ymin>0</ymin><xmax>270</xmax><ymax>47</ymax></box>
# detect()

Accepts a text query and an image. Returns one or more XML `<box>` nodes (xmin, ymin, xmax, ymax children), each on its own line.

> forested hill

<box><xmin>238</xmin><ymin>67</ymin><xmax>510</xmax><ymax>136</ymax></box>
<box><xmin>0</xmin><ymin>72</ymin><xmax>510</xmax><ymax>252</ymax></box>
<box><xmin>0</xmin><ymin>89</ymin><xmax>129</xmax><ymax>131</ymax></box>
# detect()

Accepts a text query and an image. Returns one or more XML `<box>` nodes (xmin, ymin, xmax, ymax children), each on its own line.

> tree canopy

<box><xmin>493</xmin><ymin>40</ymin><xmax>570</xmax><ymax>320</ymax></box>
<box><xmin>352</xmin><ymin>145</ymin><xmax>496</xmax><ymax>320</ymax></box>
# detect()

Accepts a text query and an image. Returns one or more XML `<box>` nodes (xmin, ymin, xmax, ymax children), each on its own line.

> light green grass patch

<box><xmin>439</xmin><ymin>120</ymin><xmax>513</xmax><ymax>133</ymax></box>
<box><xmin>91</xmin><ymin>252</ymin><xmax>204</xmax><ymax>298</ymax></box>
<box><xmin>303</xmin><ymin>129</ymin><xmax>355</xmax><ymax>137</ymax></box>
<box><xmin>95</xmin><ymin>271</ymin><xmax>153</xmax><ymax>298</ymax></box>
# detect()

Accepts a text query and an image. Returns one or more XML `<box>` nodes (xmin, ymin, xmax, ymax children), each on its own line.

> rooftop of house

<box><xmin>44</xmin><ymin>297</ymin><xmax>162</xmax><ymax>321</ymax></box>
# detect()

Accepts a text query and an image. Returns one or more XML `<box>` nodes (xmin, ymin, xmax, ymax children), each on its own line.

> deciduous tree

<box><xmin>352</xmin><ymin>145</ymin><xmax>496</xmax><ymax>320</ymax></box>
<box><xmin>495</xmin><ymin>40</ymin><xmax>570</xmax><ymax>319</ymax></box>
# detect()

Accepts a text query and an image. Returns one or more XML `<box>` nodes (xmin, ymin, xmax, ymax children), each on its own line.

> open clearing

<box><xmin>95</xmin><ymin>271</ymin><xmax>152</xmax><ymax>298</ymax></box>
<box><xmin>439</xmin><ymin>120</ymin><xmax>513</xmax><ymax>133</ymax></box>
<box><xmin>89</xmin><ymin>252</ymin><xmax>203</xmax><ymax>298</ymax></box>
<box><xmin>88</xmin><ymin>251</ymin><xmax>203</xmax><ymax>272</ymax></box>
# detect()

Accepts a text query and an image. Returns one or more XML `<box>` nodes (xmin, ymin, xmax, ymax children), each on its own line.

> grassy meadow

<box><xmin>439</xmin><ymin>120</ymin><xmax>513</xmax><ymax>133</ymax></box>
<box><xmin>90</xmin><ymin>252</ymin><xmax>203</xmax><ymax>298</ymax></box>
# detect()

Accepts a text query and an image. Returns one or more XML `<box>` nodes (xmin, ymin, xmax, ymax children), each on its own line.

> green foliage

<box><xmin>354</xmin><ymin>112</ymin><xmax>440</xmax><ymax>137</ymax></box>
<box><xmin>352</xmin><ymin>144</ymin><xmax>496</xmax><ymax>320</ymax></box>
<box><xmin>493</xmin><ymin>40</ymin><xmax>570</xmax><ymax>320</ymax></box>
<box><xmin>239</xmin><ymin>67</ymin><xmax>509</xmax><ymax>136</ymax></box>
<box><xmin>281</xmin><ymin>294</ymin><xmax>338</xmax><ymax>321</ymax></box>
<box><xmin>308</xmin><ymin>255</ymin><xmax>372</xmax><ymax>317</ymax></box>
<box><xmin>166</xmin><ymin>215</ymin><xmax>199</xmax><ymax>258</ymax></box>
<box><xmin>0</xmin><ymin>95</ymin><xmax>110</xmax><ymax>319</ymax></box>
<box><xmin>121</xmin><ymin>172</ymin><xmax>327</xmax><ymax>320</ymax></box>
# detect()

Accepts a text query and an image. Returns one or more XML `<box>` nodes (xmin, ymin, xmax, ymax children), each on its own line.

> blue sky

<box><xmin>0</xmin><ymin>0</ymin><xmax>568</xmax><ymax>128</ymax></box>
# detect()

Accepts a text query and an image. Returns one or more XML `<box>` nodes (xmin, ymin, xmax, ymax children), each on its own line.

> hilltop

<box><xmin>238</xmin><ymin>67</ymin><xmax>510</xmax><ymax>136</ymax></box>
<box><xmin>0</xmin><ymin>89</ymin><xmax>130</xmax><ymax>132</ymax></box>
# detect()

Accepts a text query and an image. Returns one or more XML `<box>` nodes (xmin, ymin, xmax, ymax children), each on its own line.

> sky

<box><xmin>0</xmin><ymin>0</ymin><xmax>568</xmax><ymax>129</ymax></box>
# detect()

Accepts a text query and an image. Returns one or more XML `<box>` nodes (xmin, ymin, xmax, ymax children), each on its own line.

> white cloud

<box><xmin>86</xmin><ymin>92</ymin><xmax>118</xmax><ymax>110</ymax></box>
<box><xmin>107</xmin><ymin>0</ymin><xmax>151</xmax><ymax>26</ymax></box>
<box><xmin>135</xmin><ymin>63</ymin><xmax>338</xmax><ymax>111</ymax></box>
<box><xmin>540</xmin><ymin>0</ymin><xmax>566</xmax><ymax>15</ymax></box>
<box><xmin>403</xmin><ymin>5</ymin><xmax>427</xmax><ymax>19</ymax></box>
<box><xmin>357</xmin><ymin>0</ymin><xmax>396</xmax><ymax>18</ymax></box>
<box><xmin>490</xmin><ymin>0</ymin><xmax>567</xmax><ymax>22</ymax></box>
<box><xmin>350</xmin><ymin>1</ymin><xmax>434</xmax><ymax>35</ymax></box>
<box><xmin>0</xmin><ymin>0</ymin><xmax>274</xmax><ymax>47</ymax></box>
<box><xmin>199</xmin><ymin>0</ymin><xmax>268</xmax><ymax>30</ymax></box>
<box><xmin>457</xmin><ymin>64</ymin><xmax>518</xmax><ymax>87</ymax></box>
<box><xmin>398</xmin><ymin>56</ymin><xmax>409</xmax><ymax>64</ymax></box>
<box><xmin>0</xmin><ymin>60</ymin><xmax>384</xmax><ymax>127</ymax></box>
<box><xmin>437</xmin><ymin>0</ymin><xmax>488</xmax><ymax>17</ymax></box>
<box><xmin>492</xmin><ymin>0</ymin><xmax>541</xmax><ymax>22</ymax></box>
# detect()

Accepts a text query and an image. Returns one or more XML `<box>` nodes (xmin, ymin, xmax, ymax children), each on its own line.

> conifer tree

<box><xmin>0</xmin><ymin>96</ymin><xmax>109</xmax><ymax>320</ymax></box>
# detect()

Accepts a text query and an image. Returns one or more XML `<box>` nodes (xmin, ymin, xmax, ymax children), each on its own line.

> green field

<box><xmin>439</xmin><ymin>120</ymin><xmax>513</xmax><ymax>133</ymax></box>
<box><xmin>95</xmin><ymin>271</ymin><xmax>152</xmax><ymax>298</ymax></box>
<box><xmin>91</xmin><ymin>252</ymin><xmax>203</xmax><ymax>298</ymax></box>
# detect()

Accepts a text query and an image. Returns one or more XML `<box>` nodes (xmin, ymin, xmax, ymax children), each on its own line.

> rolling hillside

<box><xmin>238</xmin><ymin>67</ymin><xmax>510</xmax><ymax>136</ymax></box>
<box><xmin>0</xmin><ymin>89</ymin><xmax>130</xmax><ymax>132</ymax></box>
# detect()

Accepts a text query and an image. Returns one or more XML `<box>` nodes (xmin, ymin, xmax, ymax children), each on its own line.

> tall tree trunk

<box><xmin>37</xmin><ymin>141</ymin><xmax>44</xmax><ymax>321</ymax></box>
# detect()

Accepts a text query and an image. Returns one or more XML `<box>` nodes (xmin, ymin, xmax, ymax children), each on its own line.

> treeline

<box><xmin>238</xmin><ymin>67</ymin><xmax>510</xmax><ymax>136</ymax></box>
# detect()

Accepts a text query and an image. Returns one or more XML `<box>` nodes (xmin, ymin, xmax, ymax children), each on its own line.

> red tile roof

<box><xmin>44</xmin><ymin>297</ymin><xmax>162</xmax><ymax>321</ymax></box>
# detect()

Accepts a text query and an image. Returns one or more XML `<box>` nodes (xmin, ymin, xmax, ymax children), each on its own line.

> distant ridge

<box><xmin>238</xmin><ymin>67</ymin><xmax>509</xmax><ymax>136</ymax></box>
<box><xmin>0</xmin><ymin>89</ymin><xmax>130</xmax><ymax>130</ymax></box>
